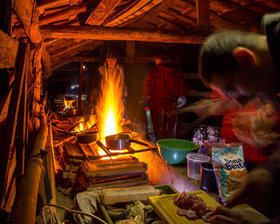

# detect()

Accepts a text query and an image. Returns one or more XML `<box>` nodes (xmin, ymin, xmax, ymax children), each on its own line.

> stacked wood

<box><xmin>78</xmin><ymin>156</ymin><xmax>149</xmax><ymax>189</ymax></box>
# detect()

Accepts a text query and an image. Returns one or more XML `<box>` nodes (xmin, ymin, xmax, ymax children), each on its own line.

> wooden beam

<box><xmin>0</xmin><ymin>30</ymin><xmax>19</xmax><ymax>68</ymax></box>
<box><xmin>51</xmin><ymin>40</ymin><xmax>102</xmax><ymax>70</ymax></box>
<box><xmin>14</xmin><ymin>0</ymin><xmax>42</xmax><ymax>43</ymax></box>
<box><xmin>86</xmin><ymin>0</ymin><xmax>122</xmax><ymax>26</ymax></box>
<box><xmin>38</xmin><ymin>0</ymin><xmax>70</xmax><ymax>15</ymax></box>
<box><xmin>0</xmin><ymin>43</ymin><xmax>30</xmax><ymax>211</ymax></box>
<box><xmin>196</xmin><ymin>0</ymin><xmax>210</xmax><ymax>32</ymax></box>
<box><xmin>39</xmin><ymin>2</ymin><xmax>90</xmax><ymax>26</ymax></box>
<box><xmin>42</xmin><ymin>42</ymin><xmax>52</xmax><ymax>78</ymax></box>
<box><xmin>104</xmin><ymin>0</ymin><xmax>164</xmax><ymax>27</ymax></box>
<box><xmin>128</xmin><ymin>0</ymin><xmax>174</xmax><ymax>28</ymax></box>
<box><xmin>41</xmin><ymin>25</ymin><xmax>206</xmax><ymax>44</ymax></box>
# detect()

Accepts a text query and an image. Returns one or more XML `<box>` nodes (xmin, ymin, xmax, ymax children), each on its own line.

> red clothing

<box><xmin>144</xmin><ymin>64</ymin><xmax>186</xmax><ymax>102</ymax></box>
<box><xmin>144</xmin><ymin>63</ymin><xmax>186</xmax><ymax>139</ymax></box>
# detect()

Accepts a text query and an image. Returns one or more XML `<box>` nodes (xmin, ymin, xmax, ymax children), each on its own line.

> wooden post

<box><xmin>196</xmin><ymin>0</ymin><xmax>210</xmax><ymax>32</ymax></box>
<box><xmin>0</xmin><ymin>43</ymin><xmax>30</xmax><ymax>211</ymax></box>
<box><xmin>78</xmin><ymin>61</ymin><xmax>84</xmax><ymax>109</ymax></box>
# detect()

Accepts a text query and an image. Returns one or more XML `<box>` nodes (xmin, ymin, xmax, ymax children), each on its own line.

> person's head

<box><xmin>199</xmin><ymin>30</ymin><xmax>279</xmax><ymax>104</ymax></box>
<box><xmin>106</xmin><ymin>50</ymin><xmax>118</xmax><ymax>68</ymax></box>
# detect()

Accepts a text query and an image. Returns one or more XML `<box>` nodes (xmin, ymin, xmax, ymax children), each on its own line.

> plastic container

<box><xmin>156</xmin><ymin>139</ymin><xmax>199</xmax><ymax>165</ymax></box>
<box><xmin>187</xmin><ymin>153</ymin><xmax>210</xmax><ymax>180</ymax></box>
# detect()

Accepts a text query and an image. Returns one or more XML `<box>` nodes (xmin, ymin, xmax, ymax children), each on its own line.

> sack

<box><xmin>212</xmin><ymin>142</ymin><xmax>247</xmax><ymax>205</ymax></box>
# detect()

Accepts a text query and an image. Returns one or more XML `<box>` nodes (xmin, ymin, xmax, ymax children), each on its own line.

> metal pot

<box><xmin>77</xmin><ymin>131</ymin><xmax>99</xmax><ymax>144</ymax></box>
<box><xmin>105</xmin><ymin>133</ymin><xmax>148</xmax><ymax>150</ymax></box>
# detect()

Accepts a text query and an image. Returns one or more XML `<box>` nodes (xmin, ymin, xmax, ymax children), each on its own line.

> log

<box><xmin>42</xmin><ymin>42</ymin><xmax>52</xmax><ymax>78</ymax></box>
<box><xmin>38</xmin><ymin>0</ymin><xmax>70</xmax><ymax>15</ymax></box>
<box><xmin>39</xmin><ymin>2</ymin><xmax>90</xmax><ymax>26</ymax></box>
<box><xmin>11</xmin><ymin>116</ymin><xmax>48</xmax><ymax>224</ymax></box>
<box><xmin>0</xmin><ymin>43</ymin><xmax>30</xmax><ymax>212</ymax></box>
<box><xmin>86</xmin><ymin>0</ymin><xmax>122</xmax><ymax>26</ymax></box>
<box><xmin>0</xmin><ymin>30</ymin><xmax>19</xmax><ymax>68</ymax></box>
<box><xmin>41</xmin><ymin>25</ymin><xmax>206</xmax><ymax>44</ymax></box>
<box><xmin>13</xmin><ymin>0</ymin><xmax>42</xmax><ymax>43</ymax></box>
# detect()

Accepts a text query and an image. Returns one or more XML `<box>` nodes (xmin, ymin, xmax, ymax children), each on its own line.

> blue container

<box><xmin>156</xmin><ymin>139</ymin><xmax>200</xmax><ymax>165</ymax></box>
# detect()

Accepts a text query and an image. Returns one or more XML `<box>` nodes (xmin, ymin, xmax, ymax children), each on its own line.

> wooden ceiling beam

<box><xmin>39</xmin><ymin>2</ymin><xmax>90</xmax><ymax>26</ymax></box>
<box><xmin>51</xmin><ymin>41</ymin><xmax>102</xmax><ymax>70</ymax></box>
<box><xmin>178</xmin><ymin>0</ymin><xmax>259</xmax><ymax>32</ymax></box>
<box><xmin>86</xmin><ymin>0</ymin><xmax>122</xmax><ymax>26</ymax></box>
<box><xmin>38</xmin><ymin>0</ymin><xmax>70</xmax><ymax>15</ymax></box>
<box><xmin>130</xmin><ymin>0</ymin><xmax>174</xmax><ymax>29</ymax></box>
<box><xmin>195</xmin><ymin>0</ymin><xmax>210</xmax><ymax>32</ymax></box>
<box><xmin>41</xmin><ymin>25</ymin><xmax>206</xmax><ymax>44</ymax></box>
<box><xmin>104</xmin><ymin>0</ymin><xmax>163</xmax><ymax>27</ymax></box>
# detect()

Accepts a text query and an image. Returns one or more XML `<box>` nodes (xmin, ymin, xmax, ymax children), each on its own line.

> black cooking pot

<box><xmin>200</xmin><ymin>162</ymin><xmax>218</xmax><ymax>193</ymax></box>
<box><xmin>105</xmin><ymin>133</ymin><xmax>148</xmax><ymax>150</ymax></box>
<box><xmin>77</xmin><ymin>131</ymin><xmax>99</xmax><ymax>144</ymax></box>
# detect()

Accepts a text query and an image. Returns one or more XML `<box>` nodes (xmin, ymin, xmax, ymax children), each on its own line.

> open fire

<box><xmin>95</xmin><ymin>67</ymin><xmax>125</xmax><ymax>143</ymax></box>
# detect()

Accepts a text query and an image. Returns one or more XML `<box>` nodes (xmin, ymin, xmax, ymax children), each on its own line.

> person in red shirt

<box><xmin>144</xmin><ymin>55</ymin><xmax>187</xmax><ymax>140</ymax></box>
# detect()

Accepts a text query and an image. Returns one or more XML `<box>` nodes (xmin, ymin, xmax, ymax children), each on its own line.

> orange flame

<box><xmin>96</xmin><ymin>68</ymin><xmax>125</xmax><ymax>141</ymax></box>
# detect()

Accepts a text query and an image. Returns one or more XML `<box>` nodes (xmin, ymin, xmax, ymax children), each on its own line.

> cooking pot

<box><xmin>77</xmin><ymin>131</ymin><xmax>99</xmax><ymax>144</ymax></box>
<box><xmin>66</xmin><ymin>108</ymin><xmax>84</xmax><ymax>116</ymax></box>
<box><xmin>200</xmin><ymin>162</ymin><xmax>218</xmax><ymax>193</ymax></box>
<box><xmin>105</xmin><ymin>133</ymin><xmax>148</xmax><ymax>150</ymax></box>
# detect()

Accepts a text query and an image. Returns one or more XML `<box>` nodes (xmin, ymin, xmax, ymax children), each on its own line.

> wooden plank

<box><xmin>38</xmin><ymin>0</ymin><xmax>70</xmax><ymax>15</ymax></box>
<box><xmin>86</xmin><ymin>0</ymin><xmax>122</xmax><ymax>26</ymax></box>
<box><xmin>0</xmin><ymin>43</ymin><xmax>30</xmax><ymax>211</ymax></box>
<box><xmin>41</xmin><ymin>25</ymin><xmax>206</xmax><ymax>44</ymax></box>
<box><xmin>42</xmin><ymin>42</ymin><xmax>52</xmax><ymax>79</ymax></box>
<box><xmin>118</xmin><ymin>0</ymin><xmax>166</xmax><ymax>27</ymax></box>
<box><xmin>128</xmin><ymin>0</ymin><xmax>174</xmax><ymax>28</ymax></box>
<box><xmin>0</xmin><ymin>30</ymin><xmax>19</xmax><ymax>68</ymax></box>
<box><xmin>104</xmin><ymin>0</ymin><xmax>155</xmax><ymax>27</ymax></box>
<box><xmin>39</xmin><ymin>2</ymin><xmax>89</xmax><ymax>26</ymax></box>
<box><xmin>196</xmin><ymin>0</ymin><xmax>210</xmax><ymax>32</ymax></box>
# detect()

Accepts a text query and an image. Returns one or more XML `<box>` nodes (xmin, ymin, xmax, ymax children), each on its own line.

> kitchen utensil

<box><xmin>76</xmin><ymin>131</ymin><xmax>99</xmax><ymax>144</ymax></box>
<box><xmin>156</xmin><ymin>139</ymin><xmax>199</xmax><ymax>165</ymax></box>
<box><xmin>200</xmin><ymin>162</ymin><xmax>218</xmax><ymax>193</ymax></box>
<box><xmin>105</xmin><ymin>133</ymin><xmax>148</xmax><ymax>150</ymax></box>
<box><xmin>187</xmin><ymin>153</ymin><xmax>210</xmax><ymax>180</ymax></box>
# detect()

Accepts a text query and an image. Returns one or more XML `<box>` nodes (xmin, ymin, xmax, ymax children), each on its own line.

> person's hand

<box><xmin>210</xmin><ymin>206</ymin><xmax>262</xmax><ymax>224</ymax></box>
<box><xmin>176</xmin><ymin>96</ymin><xmax>187</xmax><ymax>108</ymax></box>
<box><xmin>226</xmin><ymin>168</ymin><xmax>274</xmax><ymax>214</ymax></box>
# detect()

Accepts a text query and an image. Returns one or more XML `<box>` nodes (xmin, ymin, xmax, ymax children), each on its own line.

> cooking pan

<box><xmin>105</xmin><ymin>133</ymin><xmax>148</xmax><ymax>150</ymax></box>
<box><xmin>77</xmin><ymin>131</ymin><xmax>99</xmax><ymax>144</ymax></box>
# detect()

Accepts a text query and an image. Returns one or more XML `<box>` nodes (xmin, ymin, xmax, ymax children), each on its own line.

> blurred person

<box><xmin>144</xmin><ymin>54</ymin><xmax>187</xmax><ymax>140</ymax></box>
<box><xmin>198</xmin><ymin>12</ymin><xmax>280</xmax><ymax>223</ymax></box>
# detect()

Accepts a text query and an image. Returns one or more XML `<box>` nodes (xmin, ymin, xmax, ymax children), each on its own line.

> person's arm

<box><xmin>210</xmin><ymin>206</ymin><xmax>264</xmax><ymax>224</ymax></box>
